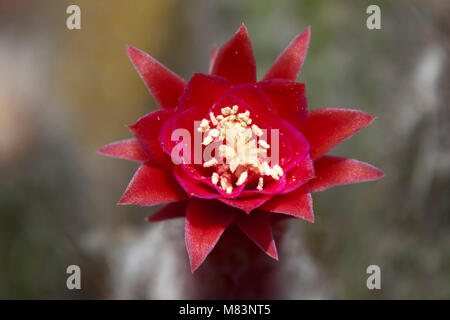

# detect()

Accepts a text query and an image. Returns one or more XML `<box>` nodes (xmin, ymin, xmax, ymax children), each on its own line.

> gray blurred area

<box><xmin>0</xmin><ymin>0</ymin><xmax>449</xmax><ymax>299</ymax></box>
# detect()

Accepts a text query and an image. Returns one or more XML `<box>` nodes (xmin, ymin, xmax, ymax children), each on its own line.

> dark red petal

<box><xmin>282</xmin><ymin>153</ymin><xmax>315</xmax><ymax>194</ymax></box>
<box><xmin>309</xmin><ymin>156</ymin><xmax>384</xmax><ymax>192</ymax></box>
<box><xmin>212</xmin><ymin>24</ymin><xmax>257</xmax><ymax>84</ymax></box>
<box><xmin>173</xmin><ymin>166</ymin><xmax>219</xmax><ymax>199</ymax></box>
<box><xmin>159</xmin><ymin>106</ymin><xmax>200</xmax><ymax>163</ymax></box>
<box><xmin>146</xmin><ymin>201</ymin><xmax>187</xmax><ymax>222</ymax></box>
<box><xmin>209</xmin><ymin>45</ymin><xmax>218</xmax><ymax>74</ymax></box>
<box><xmin>118</xmin><ymin>163</ymin><xmax>187</xmax><ymax>206</ymax></box>
<box><xmin>219</xmin><ymin>194</ymin><xmax>272</xmax><ymax>214</ymax></box>
<box><xmin>235</xmin><ymin>211</ymin><xmax>278</xmax><ymax>260</ymax></box>
<box><xmin>98</xmin><ymin>139</ymin><xmax>148</xmax><ymax>162</ymax></box>
<box><xmin>228</xmin><ymin>84</ymin><xmax>276</xmax><ymax>115</ymax></box>
<box><xmin>128</xmin><ymin>109</ymin><xmax>173</xmax><ymax>166</ymax></box>
<box><xmin>185</xmin><ymin>199</ymin><xmax>237</xmax><ymax>272</ymax></box>
<box><xmin>177</xmin><ymin>73</ymin><xmax>231</xmax><ymax>112</ymax></box>
<box><xmin>260</xmin><ymin>185</ymin><xmax>314</xmax><ymax>222</ymax></box>
<box><xmin>239</xmin><ymin>174</ymin><xmax>287</xmax><ymax>196</ymax></box>
<box><xmin>302</xmin><ymin>108</ymin><xmax>375</xmax><ymax>160</ymax></box>
<box><xmin>126</xmin><ymin>45</ymin><xmax>186</xmax><ymax>109</ymax></box>
<box><xmin>259</xmin><ymin>79</ymin><xmax>307</xmax><ymax>130</ymax></box>
<box><xmin>263</xmin><ymin>27</ymin><xmax>310</xmax><ymax>81</ymax></box>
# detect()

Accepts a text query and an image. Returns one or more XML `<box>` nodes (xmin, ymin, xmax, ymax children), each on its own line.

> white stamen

<box><xmin>257</xmin><ymin>177</ymin><xmax>264</xmax><ymax>191</ymax></box>
<box><xmin>252</xmin><ymin>124</ymin><xmax>263</xmax><ymax>137</ymax></box>
<box><xmin>202</xmin><ymin>135</ymin><xmax>214</xmax><ymax>145</ymax></box>
<box><xmin>199</xmin><ymin>105</ymin><xmax>284</xmax><ymax>193</ymax></box>
<box><xmin>221</xmin><ymin>107</ymin><xmax>232</xmax><ymax>115</ymax></box>
<box><xmin>203</xmin><ymin>157</ymin><xmax>217</xmax><ymax>167</ymax></box>
<box><xmin>259</xmin><ymin>139</ymin><xmax>270</xmax><ymax>149</ymax></box>
<box><xmin>211</xmin><ymin>172</ymin><xmax>219</xmax><ymax>185</ymax></box>
<box><xmin>210</xmin><ymin>112</ymin><xmax>218</xmax><ymax>126</ymax></box>
<box><xmin>236</xmin><ymin>171</ymin><xmax>248</xmax><ymax>186</ymax></box>
<box><xmin>209</xmin><ymin>128</ymin><xmax>219</xmax><ymax>138</ymax></box>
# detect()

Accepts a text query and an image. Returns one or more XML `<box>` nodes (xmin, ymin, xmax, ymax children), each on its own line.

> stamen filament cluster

<box><xmin>197</xmin><ymin>105</ymin><xmax>283</xmax><ymax>194</ymax></box>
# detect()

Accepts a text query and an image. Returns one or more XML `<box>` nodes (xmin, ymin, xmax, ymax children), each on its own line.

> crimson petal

<box><xmin>212</xmin><ymin>24</ymin><xmax>257</xmax><ymax>84</ymax></box>
<box><xmin>118</xmin><ymin>163</ymin><xmax>187</xmax><ymax>206</ymax></box>
<box><xmin>282</xmin><ymin>153</ymin><xmax>315</xmax><ymax>194</ymax></box>
<box><xmin>259</xmin><ymin>79</ymin><xmax>307</xmax><ymax>130</ymax></box>
<box><xmin>98</xmin><ymin>138</ymin><xmax>148</xmax><ymax>163</ymax></box>
<box><xmin>126</xmin><ymin>45</ymin><xmax>186</xmax><ymax>109</ymax></box>
<box><xmin>235</xmin><ymin>210</ymin><xmax>278</xmax><ymax>260</ymax></box>
<box><xmin>147</xmin><ymin>201</ymin><xmax>187</xmax><ymax>222</ymax></box>
<box><xmin>177</xmin><ymin>73</ymin><xmax>231</xmax><ymax>112</ymax></box>
<box><xmin>173</xmin><ymin>166</ymin><xmax>219</xmax><ymax>199</ymax></box>
<box><xmin>263</xmin><ymin>27</ymin><xmax>310</xmax><ymax>81</ymax></box>
<box><xmin>302</xmin><ymin>108</ymin><xmax>375</xmax><ymax>160</ymax></box>
<box><xmin>128</xmin><ymin>109</ymin><xmax>173</xmax><ymax>166</ymax></box>
<box><xmin>309</xmin><ymin>156</ymin><xmax>384</xmax><ymax>192</ymax></box>
<box><xmin>219</xmin><ymin>194</ymin><xmax>272</xmax><ymax>214</ymax></box>
<box><xmin>185</xmin><ymin>199</ymin><xmax>237</xmax><ymax>272</ymax></box>
<box><xmin>260</xmin><ymin>185</ymin><xmax>314</xmax><ymax>222</ymax></box>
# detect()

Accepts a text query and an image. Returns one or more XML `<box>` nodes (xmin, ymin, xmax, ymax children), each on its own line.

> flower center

<box><xmin>197</xmin><ymin>105</ymin><xmax>283</xmax><ymax>194</ymax></box>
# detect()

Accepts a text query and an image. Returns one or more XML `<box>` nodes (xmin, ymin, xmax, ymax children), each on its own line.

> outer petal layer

<box><xmin>212</xmin><ymin>24</ymin><xmax>256</xmax><ymax>84</ymax></box>
<box><xmin>260</xmin><ymin>185</ymin><xmax>314</xmax><ymax>222</ymax></box>
<box><xmin>263</xmin><ymin>27</ymin><xmax>310</xmax><ymax>81</ymax></box>
<box><xmin>259</xmin><ymin>79</ymin><xmax>307</xmax><ymax>130</ymax></box>
<box><xmin>219</xmin><ymin>194</ymin><xmax>272</xmax><ymax>214</ymax></box>
<box><xmin>146</xmin><ymin>201</ymin><xmax>187</xmax><ymax>222</ymax></box>
<box><xmin>185</xmin><ymin>199</ymin><xmax>237</xmax><ymax>272</ymax></box>
<box><xmin>98</xmin><ymin>139</ymin><xmax>148</xmax><ymax>163</ymax></box>
<box><xmin>309</xmin><ymin>156</ymin><xmax>384</xmax><ymax>192</ymax></box>
<box><xmin>282</xmin><ymin>153</ymin><xmax>315</xmax><ymax>194</ymax></box>
<box><xmin>127</xmin><ymin>45</ymin><xmax>186</xmax><ymax>109</ymax></box>
<box><xmin>177</xmin><ymin>73</ymin><xmax>231</xmax><ymax>112</ymax></box>
<box><xmin>302</xmin><ymin>108</ymin><xmax>375</xmax><ymax>160</ymax></box>
<box><xmin>118</xmin><ymin>164</ymin><xmax>187</xmax><ymax>206</ymax></box>
<box><xmin>235</xmin><ymin>211</ymin><xmax>278</xmax><ymax>260</ymax></box>
<box><xmin>128</xmin><ymin>109</ymin><xmax>173</xmax><ymax>166</ymax></box>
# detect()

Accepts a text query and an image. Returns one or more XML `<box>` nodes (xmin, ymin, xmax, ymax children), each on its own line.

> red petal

<box><xmin>263</xmin><ymin>27</ymin><xmax>310</xmax><ymax>81</ymax></box>
<box><xmin>185</xmin><ymin>199</ymin><xmax>237</xmax><ymax>272</ymax></box>
<box><xmin>212</xmin><ymin>24</ymin><xmax>256</xmax><ymax>84</ymax></box>
<box><xmin>309</xmin><ymin>156</ymin><xmax>384</xmax><ymax>192</ymax></box>
<box><xmin>260</xmin><ymin>185</ymin><xmax>314</xmax><ymax>222</ymax></box>
<box><xmin>128</xmin><ymin>109</ymin><xmax>173</xmax><ymax>166</ymax></box>
<box><xmin>173</xmin><ymin>166</ymin><xmax>219</xmax><ymax>199</ymax></box>
<box><xmin>219</xmin><ymin>194</ymin><xmax>272</xmax><ymax>214</ymax></box>
<box><xmin>259</xmin><ymin>79</ymin><xmax>307</xmax><ymax>130</ymax></box>
<box><xmin>282</xmin><ymin>153</ymin><xmax>315</xmax><ymax>194</ymax></box>
<box><xmin>209</xmin><ymin>45</ymin><xmax>218</xmax><ymax>74</ymax></box>
<box><xmin>302</xmin><ymin>108</ymin><xmax>375</xmax><ymax>160</ymax></box>
<box><xmin>235</xmin><ymin>211</ymin><xmax>278</xmax><ymax>260</ymax></box>
<box><xmin>126</xmin><ymin>45</ymin><xmax>186</xmax><ymax>109</ymax></box>
<box><xmin>147</xmin><ymin>201</ymin><xmax>187</xmax><ymax>222</ymax></box>
<box><xmin>118</xmin><ymin>164</ymin><xmax>187</xmax><ymax>206</ymax></box>
<box><xmin>98</xmin><ymin>139</ymin><xmax>148</xmax><ymax>162</ymax></box>
<box><xmin>177</xmin><ymin>73</ymin><xmax>231</xmax><ymax>112</ymax></box>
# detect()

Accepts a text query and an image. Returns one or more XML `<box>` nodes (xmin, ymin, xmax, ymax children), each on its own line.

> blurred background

<box><xmin>0</xmin><ymin>0</ymin><xmax>449</xmax><ymax>299</ymax></box>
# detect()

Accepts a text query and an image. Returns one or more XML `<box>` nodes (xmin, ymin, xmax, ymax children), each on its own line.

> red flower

<box><xmin>99</xmin><ymin>25</ymin><xmax>383</xmax><ymax>272</ymax></box>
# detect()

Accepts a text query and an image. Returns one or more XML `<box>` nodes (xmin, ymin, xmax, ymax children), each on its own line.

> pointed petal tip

<box><xmin>238</xmin><ymin>23</ymin><xmax>248</xmax><ymax>34</ymax></box>
<box><xmin>373</xmin><ymin>167</ymin><xmax>385</xmax><ymax>179</ymax></box>
<box><xmin>267</xmin><ymin>242</ymin><xmax>279</xmax><ymax>260</ymax></box>
<box><xmin>125</xmin><ymin>44</ymin><xmax>141</xmax><ymax>59</ymax></box>
<box><xmin>263</xmin><ymin>25</ymin><xmax>311</xmax><ymax>81</ymax></box>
